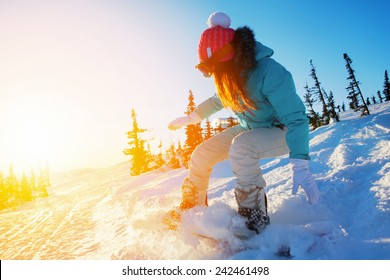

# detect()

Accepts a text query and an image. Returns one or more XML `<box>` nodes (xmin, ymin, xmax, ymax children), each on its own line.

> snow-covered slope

<box><xmin>0</xmin><ymin>103</ymin><xmax>389</xmax><ymax>260</ymax></box>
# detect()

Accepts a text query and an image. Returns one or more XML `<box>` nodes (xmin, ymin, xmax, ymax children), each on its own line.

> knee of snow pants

<box><xmin>188</xmin><ymin>125</ymin><xmax>246</xmax><ymax>191</ymax></box>
<box><xmin>229</xmin><ymin>127</ymin><xmax>289</xmax><ymax>190</ymax></box>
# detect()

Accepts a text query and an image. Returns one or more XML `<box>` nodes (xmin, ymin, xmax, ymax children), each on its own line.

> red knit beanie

<box><xmin>197</xmin><ymin>12</ymin><xmax>235</xmax><ymax>65</ymax></box>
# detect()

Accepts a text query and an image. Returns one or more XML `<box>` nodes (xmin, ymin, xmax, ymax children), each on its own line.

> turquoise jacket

<box><xmin>196</xmin><ymin>42</ymin><xmax>310</xmax><ymax>160</ymax></box>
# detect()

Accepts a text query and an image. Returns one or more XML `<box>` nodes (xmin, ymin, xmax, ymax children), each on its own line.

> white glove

<box><xmin>290</xmin><ymin>158</ymin><xmax>319</xmax><ymax>204</ymax></box>
<box><xmin>168</xmin><ymin>111</ymin><xmax>202</xmax><ymax>130</ymax></box>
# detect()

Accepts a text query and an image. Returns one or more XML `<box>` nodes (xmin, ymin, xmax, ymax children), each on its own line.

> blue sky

<box><xmin>0</xmin><ymin>0</ymin><xmax>388</xmax><ymax>173</ymax></box>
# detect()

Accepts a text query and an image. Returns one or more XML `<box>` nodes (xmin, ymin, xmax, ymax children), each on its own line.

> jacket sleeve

<box><xmin>262</xmin><ymin>59</ymin><xmax>310</xmax><ymax>160</ymax></box>
<box><xmin>195</xmin><ymin>94</ymin><xmax>224</xmax><ymax>119</ymax></box>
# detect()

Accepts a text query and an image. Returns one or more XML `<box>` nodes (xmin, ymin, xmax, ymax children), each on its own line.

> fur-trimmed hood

<box><xmin>255</xmin><ymin>41</ymin><xmax>274</xmax><ymax>61</ymax></box>
<box><xmin>232</xmin><ymin>26</ymin><xmax>274</xmax><ymax>72</ymax></box>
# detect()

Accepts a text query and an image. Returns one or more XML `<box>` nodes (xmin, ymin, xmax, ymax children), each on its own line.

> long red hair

<box><xmin>212</xmin><ymin>26</ymin><xmax>257</xmax><ymax>113</ymax></box>
<box><xmin>213</xmin><ymin>60</ymin><xmax>256</xmax><ymax>112</ymax></box>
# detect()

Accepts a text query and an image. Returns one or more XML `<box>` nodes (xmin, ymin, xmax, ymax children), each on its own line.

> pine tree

<box><xmin>326</xmin><ymin>91</ymin><xmax>340</xmax><ymax>122</ymax></box>
<box><xmin>20</xmin><ymin>172</ymin><xmax>33</xmax><ymax>201</ymax></box>
<box><xmin>176</xmin><ymin>141</ymin><xmax>185</xmax><ymax>167</ymax></box>
<box><xmin>0</xmin><ymin>165</ymin><xmax>52</xmax><ymax>211</ymax></box>
<box><xmin>227</xmin><ymin>115</ymin><xmax>238</xmax><ymax>128</ymax></box>
<box><xmin>153</xmin><ymin>140</ymin><xmax>166</xmax><ymax>169</ymax></box>
<box><xmin>0</xmin><ymin>172</ymin><xmax>8</xmax><ymax>210</ymax></box>
<box><xmin>6</xmin><ymin>164</ymin><xmax>20</xmax><ymax>208</ymax></box>
<box><xmin>347</xmin><ymin>82</ymin><xmax>359</xmax><ymax>110</ymax></box>
<box><xmin>167</xmin><ymin>143</ymin><xmax>181</xmax><ymax>169</ymax></box>
<box><xmin>35</xmin><ymin>166</ymin><xmax>49</xmax><ymax>198</ymax></box>
<box><xmin>309</xmin><ymin>60</ymin><xmax>330</xmax><ymax>125</ymax></box>
<box><xmin>123</xmin><ymin>109</ymin><xmax>150</xmax><ymax>176</ymax></box>
<box><xmin>183</xmin><ymin>90</ymin><xmax>203</xmax><ymax>167</ymax></box>
<box><xmin>343</xmin><ymin>53</ymin><xmax>370</xmax><ymax>115</ymax></box>
<box><xmin>377</xmin><ymin>90</ymin><xmax>383</xmax><ymax>103</ymax></box>
<box><xmin>29</xmin><ymin>167</ymin><xmax>36</xmax><ymax>197</ymax></box>
<box><xmin>145</xmin><ymin>142</ymin><xmax>154</xmax><ymax>170</ymax></box>
<box><xmin>213</xmin><ymin>123</ymin><xmax>224</xmax><ymax>134</ymax></box>
<box><xmin>371</xmin><ymin>95</ymin><xmax>377</xmax><ymax>104</ymax></box>
<box><xmin>383</xmin><ymin>70</ymin><xmax>390</xmax><ymax>101</ymax></box>
<box><xmin>303</xmin><ymin>83</ymin><xmax>321</xmax><ymax>129</ymax></box>
<box><xmin>203</xmin><ymin>118</ymin><xmax>213</xmax><ymax>141</ymax></box>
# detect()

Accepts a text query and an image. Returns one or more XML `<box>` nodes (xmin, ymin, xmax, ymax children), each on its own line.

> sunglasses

<box><xmin>195</xmin><ymin>43</ymin><xmax>235</xmax><ymax>78</ymax></box>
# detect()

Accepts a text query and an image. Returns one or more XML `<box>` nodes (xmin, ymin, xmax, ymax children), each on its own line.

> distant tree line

<box><xmin>0</xmin><ymin>164</ymin><xmax>50</xmax><ymax>211</ymax></box>
<box><xmin>304</xmin><ymin>53</ymin><xmax>389</xmax><ymax>130</ymax></box>
<box><xmin>123</xmin><ymin>90</ymin><xmax>238</xmax><ymax>175</ymax></box>
<box><xmin>124</xmin><ymin>53</ymin><xmax>390</xmax><ymax>176</ymax></box>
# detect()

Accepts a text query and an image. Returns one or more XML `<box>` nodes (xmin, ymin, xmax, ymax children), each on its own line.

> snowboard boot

<box><xmin>162</xmin><ymin>177</ymin><xmax>207</xmax><ymax>230</ymax></box>
<box><xmin>232</xmin><ymin>186</ymin><xmax>270</xmax><ymax>238</ymax></box>
<box><xmin>179</xmin><ymin>177</ymin><xmax>208</xmax><ymax>210</ymax></box>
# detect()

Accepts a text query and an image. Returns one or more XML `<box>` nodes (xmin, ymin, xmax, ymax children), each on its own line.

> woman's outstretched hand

<box><xmin>168</xmin><ymin>111</ymin><xmax>202</xmax><ymax>130</ymax></box>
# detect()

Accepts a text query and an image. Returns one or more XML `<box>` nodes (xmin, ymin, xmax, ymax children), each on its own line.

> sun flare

<box><xmin>14</xmin><ymin>118</ymin><xmax>51</xmax><ymax>161</ymax></box>
<box><xmin>2</xmin><ymin>104</ymin><xmax>53</xmax><ymax>172</ymax></box>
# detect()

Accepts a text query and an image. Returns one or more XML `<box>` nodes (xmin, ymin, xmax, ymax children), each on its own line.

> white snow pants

<box><xmin>188</xmin><ymin>125</ymin><xmax>289</xmax><ymax>196</ymax></box>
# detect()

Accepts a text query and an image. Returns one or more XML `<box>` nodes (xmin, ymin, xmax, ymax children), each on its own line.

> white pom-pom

<box><xmin>207</xmin><ymin>12</ymin><xmax>231</xmax><ymax>28</ymax></box>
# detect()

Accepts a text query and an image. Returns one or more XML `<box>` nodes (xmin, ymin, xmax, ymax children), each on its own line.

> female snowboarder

<box><xmin>168</xmin><ymin>12</ymin><xmax>319</xmax><ymax>237</ymax></box>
